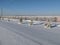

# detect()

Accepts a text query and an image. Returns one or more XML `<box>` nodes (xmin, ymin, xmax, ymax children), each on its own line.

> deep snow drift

<box><xmin>0</xmin><ymin>20</ymin><xmax>60</xmax><ymax>45</ymax></box>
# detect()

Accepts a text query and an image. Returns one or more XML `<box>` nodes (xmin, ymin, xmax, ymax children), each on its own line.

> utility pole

<box><xmin>0</xmin><ymin>8</ymin><xmax>3</xmax><ymax>20</ymax></box>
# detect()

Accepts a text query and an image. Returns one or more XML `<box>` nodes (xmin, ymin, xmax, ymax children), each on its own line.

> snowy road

<box><xmin>0</xmin><ymin>21</ymin><xmax>60</xmax><ymax>45</ymax></box>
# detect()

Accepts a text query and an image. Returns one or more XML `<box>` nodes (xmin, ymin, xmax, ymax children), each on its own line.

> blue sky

<box><xmin>0</xmin><ymin>0</ymin><xmax>60</xmax><ymax>16</ymax></box>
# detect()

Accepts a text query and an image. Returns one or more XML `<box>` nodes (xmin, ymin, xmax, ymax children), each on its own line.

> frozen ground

<box><xmin>0</xmin><ymin>20</ymin><xmax>60</xmax><ymax>45</ymax></box>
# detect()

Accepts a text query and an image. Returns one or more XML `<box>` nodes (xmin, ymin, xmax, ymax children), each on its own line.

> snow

<box><xmin>0</xmin><ymin>20</ymin><xmax>60</xmax><ymax>45</ymax></box>
<box><xmin>57</xmin><ymin>25</ymin><xmax>60</xmax><ymax>27</ymax></box>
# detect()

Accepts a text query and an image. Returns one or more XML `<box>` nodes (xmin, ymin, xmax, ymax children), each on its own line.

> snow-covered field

<box><xmin>0</xmin><ymin>20</ymin><xmax>60</xmax><ymax>45</ymax></box>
